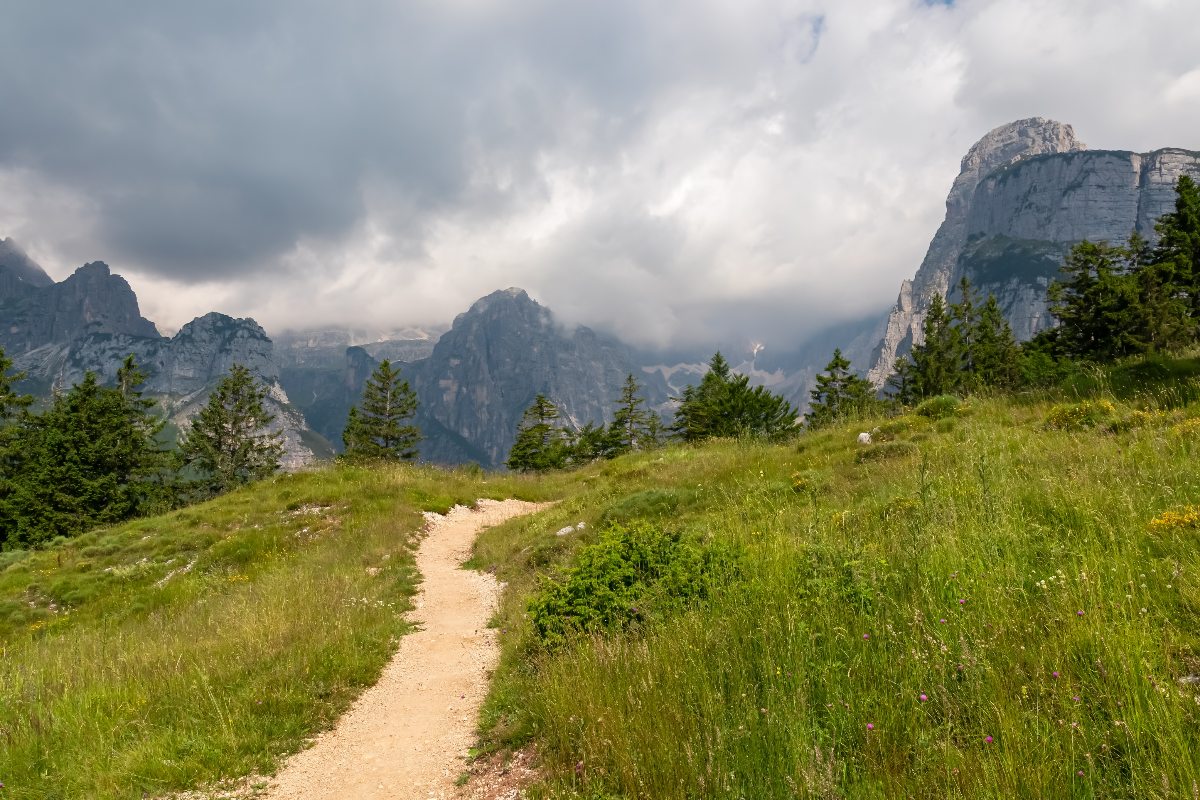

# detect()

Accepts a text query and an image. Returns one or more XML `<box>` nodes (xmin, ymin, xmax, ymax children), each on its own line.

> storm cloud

<box><xmin>2</xmin><ymin>0</ymin><xmax>1199</xmax><ymax>351</ymax></box>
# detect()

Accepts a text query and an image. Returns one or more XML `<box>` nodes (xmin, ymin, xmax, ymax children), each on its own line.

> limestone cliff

<box><xmin>866</xmin><ymin>119</ymin><xmax>1200</xmax><ymax>386</ymax></box>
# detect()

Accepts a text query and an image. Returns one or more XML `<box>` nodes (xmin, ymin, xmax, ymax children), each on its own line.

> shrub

<box><xmin>915</xmin><ymin>395</ymin><xmax>961</xmax><ymax>420</ymax></box>
<box><xmin>528</xmin><ymin>522</ymin><xmax>737</xmax><ymax>648</ymax></box>
<box><xmin>855</xmin><ymin>441</ymin><xmax>919</xmax><ymax>463</ymax></box>
<box><xmin>1148</xmin><ymin>506</ymin><xmax>1200</xmax><ymax>533</ymax></box>
<box><xmin>1043</xmin><ymin>399</ymin><xmax>1118</xmax><ymax>431</ymax></box>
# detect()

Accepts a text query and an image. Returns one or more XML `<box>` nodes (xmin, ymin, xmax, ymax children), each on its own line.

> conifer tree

<box><xmin>806</xmin><ymin>348</ymin><xmax>875</xmax><ymax>429</ymax></box>
<box><xmin>3</xmin><ymin>361</ymin><xmax>167</xmax><ymax>545</ymax></box>
<box><xmin>1153</xmin><ymin>175</ymin><xmax>1200</xmax><ymax>329</ymax></box>
<box><xmin>507</xmin><ymin>394</ymin><xmax>568</xmax><ymax>472</ymax></box>
<box><xmin>178</xmin><ymin>364</ymin><xmax>283</xmax><ymax>495</ymax></box>
<box><xmin>1048</xmin><ymin>240</ymin><xmax>1142</xmax><ymax>361</ymax></box>
<box><xmin>971</xmin><ymin>295</ymin><xmax>1022</xmax><ymax>389</ymax></box>
<box><xmin>609</xmin><ymin>373</ymin><xmax>652</xmax><ymax>455</ymax></box>
<box><xmin>951</xmin><ymin>277</ymin><xmax>980</xmax><ymax>388</ymax></box>
<box><xmin>343</xmin><ymin>359</ymin><xmax>420</xmax><ymax>460</ymax></box>
<box><xmin>671</xmin><ymin>352</ymin><xmax>731</xmax><ymax>442</ymax></box>
<box><xmin>0</xmin><ymin>346</ymin><xmax>31</xmax><ymax>421</ymax></box>
<box><xmin>909</xmin><ymin>294</ymin><xmax>961</xmax><ymax>397</ymax></box>
<box><xmin>671</xmin><ymin>351</ymin><xmax>797</xmax><ymax>441</ymax></box>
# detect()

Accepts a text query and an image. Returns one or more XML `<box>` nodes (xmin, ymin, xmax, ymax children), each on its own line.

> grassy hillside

<box><xmin>3</xmin><ymin>361</ymin><xmax>1200</xmax><ymax>798</ymax></box>
<box><xmin>472</xmin><ymin>383</ymin><xmax>1200</xmax><ymax>797</ymax></box>
<box><xmin>0</xmin><ymin>464</ymin><xmax>557</xmax><ymax>799</ymax></box>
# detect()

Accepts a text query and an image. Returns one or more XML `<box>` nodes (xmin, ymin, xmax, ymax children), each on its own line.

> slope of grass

<box><xmin>0</xmin><ymin>463</ymin><xmax>560</xmax><ymax>799</ymax></box>
<box><xmin>473</xmin><ymin>393</ymin><xmax>1200</xmax><ymax>797</ymax></box>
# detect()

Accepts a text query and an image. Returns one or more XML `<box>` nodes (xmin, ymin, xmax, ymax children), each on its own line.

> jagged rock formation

<box><xmin>405</xmin><ymin>288</ymin><xmax>670</xmax><ymax>467</ymax></box>
<box><xmin>1</xmin><ymin>246</ymin><xmax>324</xmax><ymax>469</ymax></box>
<box><xmin>0</xmin><ymin>255</ymin><xmax>159</xmax><ymax>355</ymax></box>
<box><xmin>866</xmin><ymin>118</ymin><xmax>1200</xmax><ymax>387</ymax></box>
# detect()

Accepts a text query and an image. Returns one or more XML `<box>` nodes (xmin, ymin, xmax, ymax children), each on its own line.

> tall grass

<box><xmin>477</xmin><ymin>397</ymin><xmax>1200</xmax><ymax>797</ymax></box>
<box><xmin>0</xmin><ymin>463</ymin><xmax>557</xmax><ymax>799</ymax></box>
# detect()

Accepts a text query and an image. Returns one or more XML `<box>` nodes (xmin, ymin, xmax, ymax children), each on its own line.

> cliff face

<box><xmin>406</xmin><ymin>288</ymin><xmax>668</xmax><ymax>467</ymax></box>
<box><xmin>0</xmin><ymin>259</ymin><xmax>159</xmax><ymax>355</ymax></box>
<box><xmin>2</xmin><ymin>246</ymin><xmax>323</xmax><ymax>469</ymax></box>
<box><xmin>866</xmin><ymin>119</ymin><xmax>1200</xmax><ymax>386</ymax></box>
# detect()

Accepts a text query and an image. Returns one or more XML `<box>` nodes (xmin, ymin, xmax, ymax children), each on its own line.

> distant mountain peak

<box><xmin>0</xmin><ymin>237</ymin><xmax>54</xmax><ymax>287</ymax></box>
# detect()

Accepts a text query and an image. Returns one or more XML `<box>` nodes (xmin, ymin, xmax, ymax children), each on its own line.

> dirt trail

<box><xmin>265</xmin><ymin>499</ymin><xmax>546</xmax><ymax>800</ymax></box>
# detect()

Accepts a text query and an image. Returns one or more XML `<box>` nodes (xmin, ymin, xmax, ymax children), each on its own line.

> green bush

<box><xmin>528</xmin><ymin>522</ymin><xmax>737</xmax><ymax>648</ymax></box>
<box><xmin>1043</xmin><ymin>399</ymin><xmax>1118</xmax><ymax>431</ymax></box>
<box><xmin>915</xmin><ymin>395</ymin><xmax>961</xmax><ymax>420</ymax></box>
<box><xmin>855</xmin><ymin>440</ymin><xmax>919</xmax><ymax>463</ymax></box>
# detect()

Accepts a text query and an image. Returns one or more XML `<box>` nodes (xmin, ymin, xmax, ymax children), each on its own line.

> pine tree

<box><xmin>909</xmin><ymin>294</ymin><xmax>961</xmax><ymax>397</ymax></box>
<box><xmin>671</xmin><ymin>351</ymin><xmax>797</xmax><ymax>441</ymax></box>
<box><xmin>1153</xmin><ymin>175</ymin><xmax>1200</xmax><ymax>331</ymax></box>
<box><xmin>806</xmin><ymin>348</ymin><xmax>875</xmax><ymax>429</ymax></box>
<box><xmin>609</xmin><ymin>373</ymin><xmax>652</xmax><ymax>455</ymax></box>
<box><xmin>951</xmin><ymin>277</ymin><xmax>981</xmax><ymax>388</ymax></box>
<box><xmin>1048</xmin><ymin>240</ymin><xmax>1141</xmax><ymax>361</ymax></box>
<box><xmin>568</xmin><ymin>421</ymin><xmax>616</xmax><ymax>464</ymax></box>
<box><xmin>971</xmin><ymin>295</ymin><xmax>1022</xmax><ymax>389</ymax></box>
<box><xmin>178</xmin><ymin>364</ymin><xmax>283</xmax><ymax>495</ymax></box>
<box><xmin>507</xmin><ymin>394</ymin><xmax>568</xmax><ymax>472</ymax></box>
<box><xmin>343</xmin><ymin>359</ymin><xmax>420</xmax><ymax>460</ymax></box>
<box><xmin>0</xmin><ymin>346</ymin><xmax>31</xmax><ymax>421</ymax></box>
<box><xmin>3</xmin><ymin>362</ymin><xmax>167</xmax><ymax>545</ymax></box>
<box><xmin>886</xmin><ymin>354</ymin><xmax>917</xmax><ymax>406</ymax></box>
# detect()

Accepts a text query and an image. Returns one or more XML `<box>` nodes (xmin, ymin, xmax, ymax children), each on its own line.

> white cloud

<box><xmin>2</xmin><ymin>0</ymin><xmax>1199</xmax><ymax>352</ymax></box>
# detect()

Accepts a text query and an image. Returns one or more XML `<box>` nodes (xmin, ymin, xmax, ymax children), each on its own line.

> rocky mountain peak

<box><xmin>0</xmin><ymin>237</ymin><xmax>53</xmax><ymax>287</ymax></box>
<box><xmin>865</xmin><ymin>119</ymin><xmax>1199</xmax><ymax>387</ymax></box>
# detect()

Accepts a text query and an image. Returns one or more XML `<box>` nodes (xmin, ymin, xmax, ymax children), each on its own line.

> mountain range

<box><xmin>3</xmin><ymin>117</ymin><xmax>1198</xmax><ymax>467</ymax></box>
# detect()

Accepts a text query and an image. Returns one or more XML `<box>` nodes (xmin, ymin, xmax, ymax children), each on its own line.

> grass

<box><xmin>0</xmin><ymin>463</ymin><xmax>560</xmax><ymax>799</ymax></box>
<box><xmin>5</xmin><ymin>362</ymin><xmax>1200</xmax><ymax>798</ymax></box>
<box><xmin>472</xmin><ymin>391</ymin><xmax>1200</xmax><ymax>798</ymax></box>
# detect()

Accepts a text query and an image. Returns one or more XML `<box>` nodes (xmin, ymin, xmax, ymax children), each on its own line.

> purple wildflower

<box><xmin>984</xmin><ymin>735</ymin><xmax>993</xmax><ymax>744</ymax></box>
<box><xmin>1077</xmin><ymin>610</ymin><xmax>1084</xmax><ymax>617</ymax></box>
<box><xmin>863</xmin><ymin>633</ymin><xmax>870</xmax><ymax>640</ymax></box>
<box><xmin>1052</xmin><ymin>671</ymin><xmax>1060</xmax><ymax>679</ymax></box>
<box><xmin>867</xmin><ymin>722</ymin><xmax>874</xmax><ymax>731</ymax></box>
<box><xmin>919</xmin><ymin>693</ymin><xmax>928</xmax><ymax>702</ymax></box>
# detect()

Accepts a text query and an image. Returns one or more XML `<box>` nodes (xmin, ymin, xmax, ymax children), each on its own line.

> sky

<box><xmin>2</xmin><ymin>0</ymin><xmax>1199</xmax><ymax>352</ymax></box>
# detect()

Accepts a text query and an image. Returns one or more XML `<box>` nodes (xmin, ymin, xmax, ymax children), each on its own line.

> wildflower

<box><xmin>1076</xmin><ymin>610</ymin><xmax>1084</xmax><ymax>617</ymax></box>
<box><xmin>1076</xmin><ymin>770</ymin><xmax>1084</xmax><ymax>777</ymax></box>
<box><xmin>958</xmin><ymin>598</ymin><xmax>966</xmax><ymax>605</ymax></box>
<box><xmin>984</xmin><ymin>735</ymin><xmax>993</xmax><ymax>744</ymax></box>
<box><xmin>919</xmin><ymin>694</ymin><xmax>928</xmax><ymax>702</ymax></box>
<box><xmin>940</xmin><ymin>618</ymin><xmax>947</xmax><ymax>624</ymax></box>
<box><xmin>863</xmin><ymin>633</ymin><xmax>870</xmax><ymax>640</ymax></box>
<box><xmin>1052</xmin><ymin>671</ymin><xmax>1060</xmax><ymax>679</ymax></box>
<box><xmin>1073</xmin><ymin>696</ymin><xmax>1080</xmax><ymax>703</ymax></box>
<box><xmin>867</xmin><ymin>723</ymin><xmax>875</xmax><ymax>731</ymax></box>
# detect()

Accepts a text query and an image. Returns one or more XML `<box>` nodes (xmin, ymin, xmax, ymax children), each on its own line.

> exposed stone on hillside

<box><xmin>0</xmin><ymin>258</ymin><xmax>159</xmax><ymax>356</ymax></box>
<box><xmin>866</xmin><ymin>119</ymin><xmax>1200</xmax><ymax>387</ymax></box>
<box><xmin>405</xmin><ymin>288</ymin><xmax>669</xmax><ymax>467</ymax></box>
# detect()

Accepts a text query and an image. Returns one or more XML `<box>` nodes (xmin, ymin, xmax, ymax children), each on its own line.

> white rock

<box><xmin>857</xmin><ymin>432</ymin><xmax>872</xmax><ymax>445</ymax></box>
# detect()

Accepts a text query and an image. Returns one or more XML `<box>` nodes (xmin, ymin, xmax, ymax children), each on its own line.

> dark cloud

<box><xmin>1</xmin><ymin>1</ymin><xmax>1198</xmax><ymax>351</ymax></box>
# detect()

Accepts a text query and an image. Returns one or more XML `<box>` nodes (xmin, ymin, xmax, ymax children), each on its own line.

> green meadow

<box><xmin>3</xmin><ymin>359</ymin><xmax>1200</xmax><ymax>798</ymax></box>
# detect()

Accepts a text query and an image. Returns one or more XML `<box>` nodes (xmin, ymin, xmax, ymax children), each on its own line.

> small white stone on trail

<box><xmin>264</xmin><ymin>498</ymin><xmax>548</xmax><ymax>800</ymax></box>
<box><xmin>857</xmin><ymin>432</ymin><xmax>872</xmax><ymax>445</ymax></box>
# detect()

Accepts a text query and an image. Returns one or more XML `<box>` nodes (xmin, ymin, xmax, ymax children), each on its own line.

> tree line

<box><xmin>0</xmin><ymin>352</ymin><xmax>422</xmax><ymax>549</ymax></box>
<box><xmin>805</xmin><ymin>174</ymin><xmax>1200</xmax><ymax>427</ymax></box>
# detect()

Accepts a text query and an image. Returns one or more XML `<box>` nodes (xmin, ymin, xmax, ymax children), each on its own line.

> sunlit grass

<box><xmin>0</xmin><ymin>463</ymin><xmax>559</xmax><ymax>799</ymax></box>
<box><xmin>476</xmin><ymin>394</ymin><xmax>1200</xmax><ymax>798</ymax></box>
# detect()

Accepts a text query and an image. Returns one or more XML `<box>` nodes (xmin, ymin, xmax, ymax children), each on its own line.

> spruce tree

<box><xmin>1153</xmin><ymin>175</ymin><xmax>1200</xmax><ymax>330</ymax></box>
<box><xmin>806</xmin><ymin>348</ymin><xmax>875</xmax><ymax>429</ymax></box>
<box><xmin>909</xmin><ymin>294</ymin><xmax>961</xmax><ymax>397</ymax></box>
<box><xmin>3</xmin><ymin>362</ymin><xmax>167</xmax><ymax>545</ymax></box>
<box><xmin>1048</xmin><ymin>240</ymin><xmax>1141</xmax><ymax>361</ymax></box>
<box><xmin>343</xmin><ymin>359</ymin><xmax>420</xmax><ymax>460</ymax></box>
<box><xmin>951</xmin><ymin>277</ymin><xmax>980</xmax><ymax>388</ymax></box>
<box><xmin>971</xmin><ymin>295</ymin><xmax>1022</xmax><ymax>389</ymax></box>
<box><xmin>507</xmin><ymin>394</ymin><xmax>568</xmax><ymax>472</ymax></box>
<box><xmin>609</xmin><ymin>373</ymin><xmax>652</xmax><ymax>455</ymax></box>
<box><xmin>670</xmin><ymin>352</ymin><xmax>731</xmax><ymax>442</ymax></box>
<box><xmin>671</xmin><ymin>351</ymin><xmax>797</xmax><ymax>441</ymax></box>
<box><xmin>178</xmin><ymin>364</ymin><xmax>283</xmax><ymax>495</ymax></box>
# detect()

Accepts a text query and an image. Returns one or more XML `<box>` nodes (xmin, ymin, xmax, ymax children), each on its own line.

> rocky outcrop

<box><xmin>405</xmin><ymin>288</ymin><xmax>669</xmax><ymax>467</ymax></box>
<box><xmin>2</xmin><ymin>245</ymin><xmax>325</xmax><ymax>469</ymax></box>
<box><xmin>0</xmin><ymin>258</ymin><xmax>159</xmax><ymax>357</ymax></box>
<box><xmin>866</xmin><ymin>119</ymin><xmax>1200</xmax><ymax>386</ymax></box>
